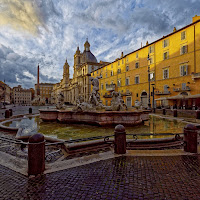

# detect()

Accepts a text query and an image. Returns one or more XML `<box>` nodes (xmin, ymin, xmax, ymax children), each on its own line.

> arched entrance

<box><xmin>141</xmin><ymin>91</ymin><xmax>148</xmax><ymax>108</ymax></box>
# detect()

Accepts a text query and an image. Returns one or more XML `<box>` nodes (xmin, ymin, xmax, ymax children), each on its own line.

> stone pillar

<box><xmin>5</xmin><ymin>110</ymin><xmax>10</xmax><ymax>118</ymax></box>
<box><xmin>184</xmin><ymin>124</ymin><xmax>198</xmax><ymax>153</ymax></box>
<box><xmin>173</xmin><ymin>109</ymin><xmax>177</xmax><ymax>117</ymax></box>
<box><xmin>114</xmin><ymin>124</ymin><xmax>126</xmax><ymax>154</ymax></box>
<box><xmin>29</xmin><ymin>107</ymin><xmax>32</xmax><ymax>114</ymax></box>
<box><xmin>28</xmin><ymin>133</ymin><xmax>45</xmax><ymax>176</ymax></box>
<box><xmin>9</xmin><ymin>109</ymin><xmax>12</xmax><ymax>117</ymax></box>
<box><xmin>196</xmin><ymin>109</ymin><xmax>200</xmax><ymax>119</ymax></box>
<box><xmin>162</xmin><ymin>108</ymin><xmax>166</xmax><ymax>115</ymax></box>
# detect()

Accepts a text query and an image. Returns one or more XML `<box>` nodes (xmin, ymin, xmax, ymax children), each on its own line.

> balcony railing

<box><xmin>106</xmin><ymin>84</ymin><xmax>116</xmax><ymax>91</ymax></box>
<box><xmin>155</xmin><ymin>90</ymin><xmax>171</xmax><ymax>95</ymax></box>
<box><xmin>173</xmin><ymin>86</ymin><xmax>190</xmax><ymax>92</ymax></box>
<box><xmin>192</xmin><ymin>73</ymin><xmax>200</xmax><ymax>79</ymax></box>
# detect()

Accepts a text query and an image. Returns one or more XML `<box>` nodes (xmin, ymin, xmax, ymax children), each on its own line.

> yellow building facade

<box><xmin>92</xmin><ymin>16</ymin><xmax>200</xmax><ymax>109</ymax></box>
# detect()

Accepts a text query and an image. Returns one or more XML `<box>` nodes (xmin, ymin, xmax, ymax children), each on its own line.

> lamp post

<box><xmin>147</xmin><ymin>54</ymin><xmax>151</xmax><ymax>109</ymax></box>
<box><xmin>151</xmin><ymin>83</ymin><xmax>155</xmax><ymax>113</ymax></box>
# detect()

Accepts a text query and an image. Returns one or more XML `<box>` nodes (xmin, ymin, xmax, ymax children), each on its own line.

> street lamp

<box><xmin>147</xmin><ymin>54</ymin><xmax>151</xmax><ymax>109</ymax></box>
<box><xmin>151</xmin><ymin>83</ymin><xmax>155</xmax><ymax>113</ymax></box>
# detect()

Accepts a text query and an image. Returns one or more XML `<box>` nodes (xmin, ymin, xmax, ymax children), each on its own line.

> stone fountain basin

<box><xmin>39</xmin><ymin>109</ymin><xmax>150</xmax><ymax>126</ymax></box>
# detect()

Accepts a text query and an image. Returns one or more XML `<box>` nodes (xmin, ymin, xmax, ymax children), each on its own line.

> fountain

<box><xmin>40</xmin><ymin>76</ymin><xmax>150</xmax><ymax>126</ymax></box>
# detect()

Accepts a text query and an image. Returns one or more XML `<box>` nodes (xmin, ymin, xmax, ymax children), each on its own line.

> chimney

<box><xmin>121</xmin><ymin>52</ymin><xmax>123</xmax><ymax>58</ymax></box>
<box><xmin>192</xmin><ymin>15</ymin><xmax>200</xmax><ymax>23</ymax></box>
<box><xmin>173</xmin><ymin>27</ymin><xmax>177</xmax><ymax>32</ymax></box>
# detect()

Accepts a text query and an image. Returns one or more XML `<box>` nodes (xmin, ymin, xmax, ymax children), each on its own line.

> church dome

<box><xmin>83</xmin><ymin>50</ymin><xmax>97</xmax><ymax>63</ymax></box>
<box><xmin>83</xmin><ymin>39</ymin><xmax>97</xmax><ymax>63</ymax></box>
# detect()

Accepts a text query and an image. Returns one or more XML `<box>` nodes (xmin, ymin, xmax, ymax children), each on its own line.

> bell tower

<box><xmin>63</xmin><ymin>59</ymin><xmax>70</xmax><ymax>84</ymax></box>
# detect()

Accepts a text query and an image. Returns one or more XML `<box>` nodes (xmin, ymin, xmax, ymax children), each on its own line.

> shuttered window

<box><xmin>163</xmin><ymin>69</ymin><xmax>169</xmax><ymax>79</ymax></box>
<box><xmin>180</xmin><ymin>65</ymin><xmax>188</xmax><ymax>76</ymax></box>
<box><xmin>135</xmin><ymin>76</ymin><xmax>139</xmax><ymax>84</ymax></box>
<box><xmin>135</xmin><ymin>62</ymin><xmax>139</xmax><ymax>68</ymax></box>
<box><xmin>163</xmin><ymin>39</ymin><xmax>169</xmax><ymax>48</ymax></box>
<box><xmin>163</xmin><ymin>52</ymin><xmax>169</xmax><ymax>60</ymax></box>
<box><xmin>180</xmin><ymin>45</ymin><xmax>188</xmax><ymax>55</ymax></box>
<box><xmin>181</xmin><ymin>31</ymin><xmax>186</xmax><ymax>40</ymax></box>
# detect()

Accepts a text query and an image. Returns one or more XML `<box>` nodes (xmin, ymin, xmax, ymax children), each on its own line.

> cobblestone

<box><xmin>0</xmin><ymin>155</ymin><xmax>200</xmax><ymax>199</ymax></box>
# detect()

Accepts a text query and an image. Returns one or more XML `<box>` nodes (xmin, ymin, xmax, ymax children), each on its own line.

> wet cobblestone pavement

<box><xmin>0</xmin><ymin>155</ymin><xmax>200</xmax><ymax>200</ymax></box>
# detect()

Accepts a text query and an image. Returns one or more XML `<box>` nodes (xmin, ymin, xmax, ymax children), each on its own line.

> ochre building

<box><xmin>92</xmin><ymin>15</ymin><xmax>200</xmax><ymax>109</ymax></box>
<box><xmin>34</xmin><ymin>83</ymin><xmax>54</xmax><ymax>104</ymax></box>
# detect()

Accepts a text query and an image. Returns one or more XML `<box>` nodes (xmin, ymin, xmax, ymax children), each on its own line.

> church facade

<box><xmin>51</xmin><ymin>39</ymin><xmax>108</xmax><ymax>105</ymax></box>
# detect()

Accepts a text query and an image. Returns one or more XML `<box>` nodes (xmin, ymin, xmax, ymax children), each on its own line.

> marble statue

<box><xmin>31</xmin><ymin>95</ymin><xmax>45</xmax><ymax>106</ymax></box>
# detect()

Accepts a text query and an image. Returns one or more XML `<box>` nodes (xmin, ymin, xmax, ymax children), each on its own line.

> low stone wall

<box><xmin>155</xmin><ymin>109</ymin><xmax>197</xmax><ymax>118</ymax></box>
<box><xmin>40</xmin><ymin>109</ymin><xmax>150</xmax><ymax>126</ymax></box>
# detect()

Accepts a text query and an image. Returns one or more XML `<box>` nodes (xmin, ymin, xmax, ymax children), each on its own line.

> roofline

<box><xmin>92</xmin><ymin>18</ymin><xmax>200</xmax><ymax>73</ymax></box>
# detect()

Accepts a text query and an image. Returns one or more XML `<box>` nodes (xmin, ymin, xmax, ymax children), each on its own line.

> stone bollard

<box><xmin>173</xmin><ymin>109</ymin><xmax>177</xmax><ymax>117</ymax></box>
<box><xmin>196</xmin><ymin>109</ymin><xmax>200</xmax><ymax>119</ymax></box>
<box><xmin>114</xmin><ymin>124</ymin><xmax>126</xmax><ymax>154</ymax></box>
<box><xmin>184</xmin><ymin>124</ymin><xmax>198</xmax><ymax>153</ymax></box>
<box><xmin>29</xmin><ymin>107</ymin><xmax>32</xmax><ymax>114</ymax></box>
<box><xmin>28</xmin><ymin>133</ymin><xmax>45</xmax><ymax>176</ymax></box>
<box><xmin>9</xmin><ymin>109</ymin><xmax>12</xmax><ymax>117</ymax></box>
<box><xmin>5</xmin><ymin>110</ymin><xmax>10</xmax><ymax>118</ymax></box>
<box><xmin>162</xmin><ymin>108</ymin><xmax>166</xmax><ymax>115</ymax></box>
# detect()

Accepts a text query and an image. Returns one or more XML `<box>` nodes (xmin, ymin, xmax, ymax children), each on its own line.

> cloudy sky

<box><xmin>0</xmin><ymin>0</ymin><xmax>200</xmax><ymax>88</ymax></box>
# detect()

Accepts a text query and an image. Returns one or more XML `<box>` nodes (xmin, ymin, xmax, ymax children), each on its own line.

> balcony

<box><xmin>173</xmin><ymin>86</ymin><xmax>190</xmax><ymax>92</ymax></box>
<box><xmin>192</xmin><ymin>72</ymin><xmax>200</xmax><ymax>79</ymax></box>
<box><xmin>106</xmin><ymin>84</ymin><xmax>116</xmax><ymax>91</ymax></box>
<box><xmin>103</xmin><ymin>93</ymin><xmax>112</xmax><ymax>98</ymax></box>
<box><xmin>155</xmin><ymin>90</ymin><xmax>171</xmax><ymax>95</ymax></box>
<box><xmin>121</xmin><ymin>92</ymin><xmax>132</xmax><ymax>96</ymax></box>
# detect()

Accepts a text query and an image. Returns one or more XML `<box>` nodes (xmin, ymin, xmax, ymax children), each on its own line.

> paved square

<box><xmin>0</xmin><ymin>155</ymin><xmax>200</xmax><ymax>199</ymax></box>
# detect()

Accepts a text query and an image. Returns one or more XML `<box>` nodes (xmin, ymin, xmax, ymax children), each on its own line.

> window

<box><xmin>126</xmin><ymin>65</ymin><xmax>129</xmax><ymax>72</ymax></box>
<box><xmin>148</xmin><ymin>46</ymin><xmax>154</xmax><ymax>54</ymax></box>
<box><xmin>101</xmin><ymin>84</ymin><xmax>104</xmax><ymax>90</ymax></box>
<box><xmin>181</xmin><ymin>31</ymin><xmax>186</xmax><ymax>40</ymax></box>
<box><xmin>150</xmin><ymin>72</ymin><xmax>155</xmax><ymax>81</ymax></box>
<box><xmin>111</xmin><ymin>64</ymin><xmax>113</xmax><ymax>68</ymax></box>
<box><xmin>136</xmin><ymin>52</ymin><xmax>138</xmax><ymax>59</ymax></box>
<box><xmin>126</xmin><ymin>57</ymin><xmax>128</xmax><ymax>62</ymax></box>
<box><xmin>117</xmin><ymin>79</ymin><xmax>121</xmax><ymax>87</ymax></box>
<box><xmin>117</xmin><ymin>68</ymin><xmax>121</xmax><ymax>74</ymax></box>
<box><xmin>163</xmin><ymin>69</ymin><xmax>169</xmax><ymax>79</ymax></box>
<box><xmin>126</xmin><ymin>77</ymin><xmax>130</xmax><ymax>85</ymax></box>
<box><xmin>135</xmin><ymin>62</ymin><xmax>139</xmax><ymax>69</ymax></box>
<box><xmin>180</xmin><ymin>65</ymin><xmax>188</xmax><ymax>76</ymax></box>
<box><xmin>111</xmin><ymin>71</ymin><xmax>114</xmax><ymax>76</ymax></box>
<box><xmin>106</xmin><ymin>100</ymin><xmax>108</xmax><ymax>106</ymax></box>
<box><xmin>106</xmin><ymin>66</ymin><xmax>107</xmax><ymax>71</ymax></box>
<box><xmin>106</xmin><ymin>72</ymin><xmax>107</xmax><ymax>78</ymax></box>
<box><xmin>182</xmin><ymin>83</ymin><xmax>186</xmax><ymax>90</ymax></box>
<box><xmin>164</xmin><ymin>85</ymin><xmax>169</xmax><ymax>93</ymax></box>
<box><xmin>163</xmin><ymin>39</ymin><xmax>169</xmax><ymax>48</ymax></box>
<box><xmin>149</xmin><ymin>56</ymin><xmax>154</xmax><ymax>64</ymax></box>
<box><xmin>163</xmin><ymin>51</ymin><xmax>169</xmax><ymax>60</ymax></box>
<box><xmin>118</xmin><ymin>60</ymin><xmax>120</xmax><ymax>66</ymax></box>
<box><xmin>135</xmin><ymin>76</ymin><xmax>139</xmax><ymax>84</ymax></box>
<box><xmin>122</xmin><ymin>59</ymin><xmax>124</xmax><ymax>64</ymax></box>
<box><xmin>180</xmin><ymin>45</ymin><xmax>188</xmax><ymax>55</ymax></box>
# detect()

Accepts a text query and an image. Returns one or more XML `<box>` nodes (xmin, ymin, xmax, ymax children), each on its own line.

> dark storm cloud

<box><xmin>0</xmin><ymin>44</ymin><xmax>58</xmax><ymax>88</ymax></box>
